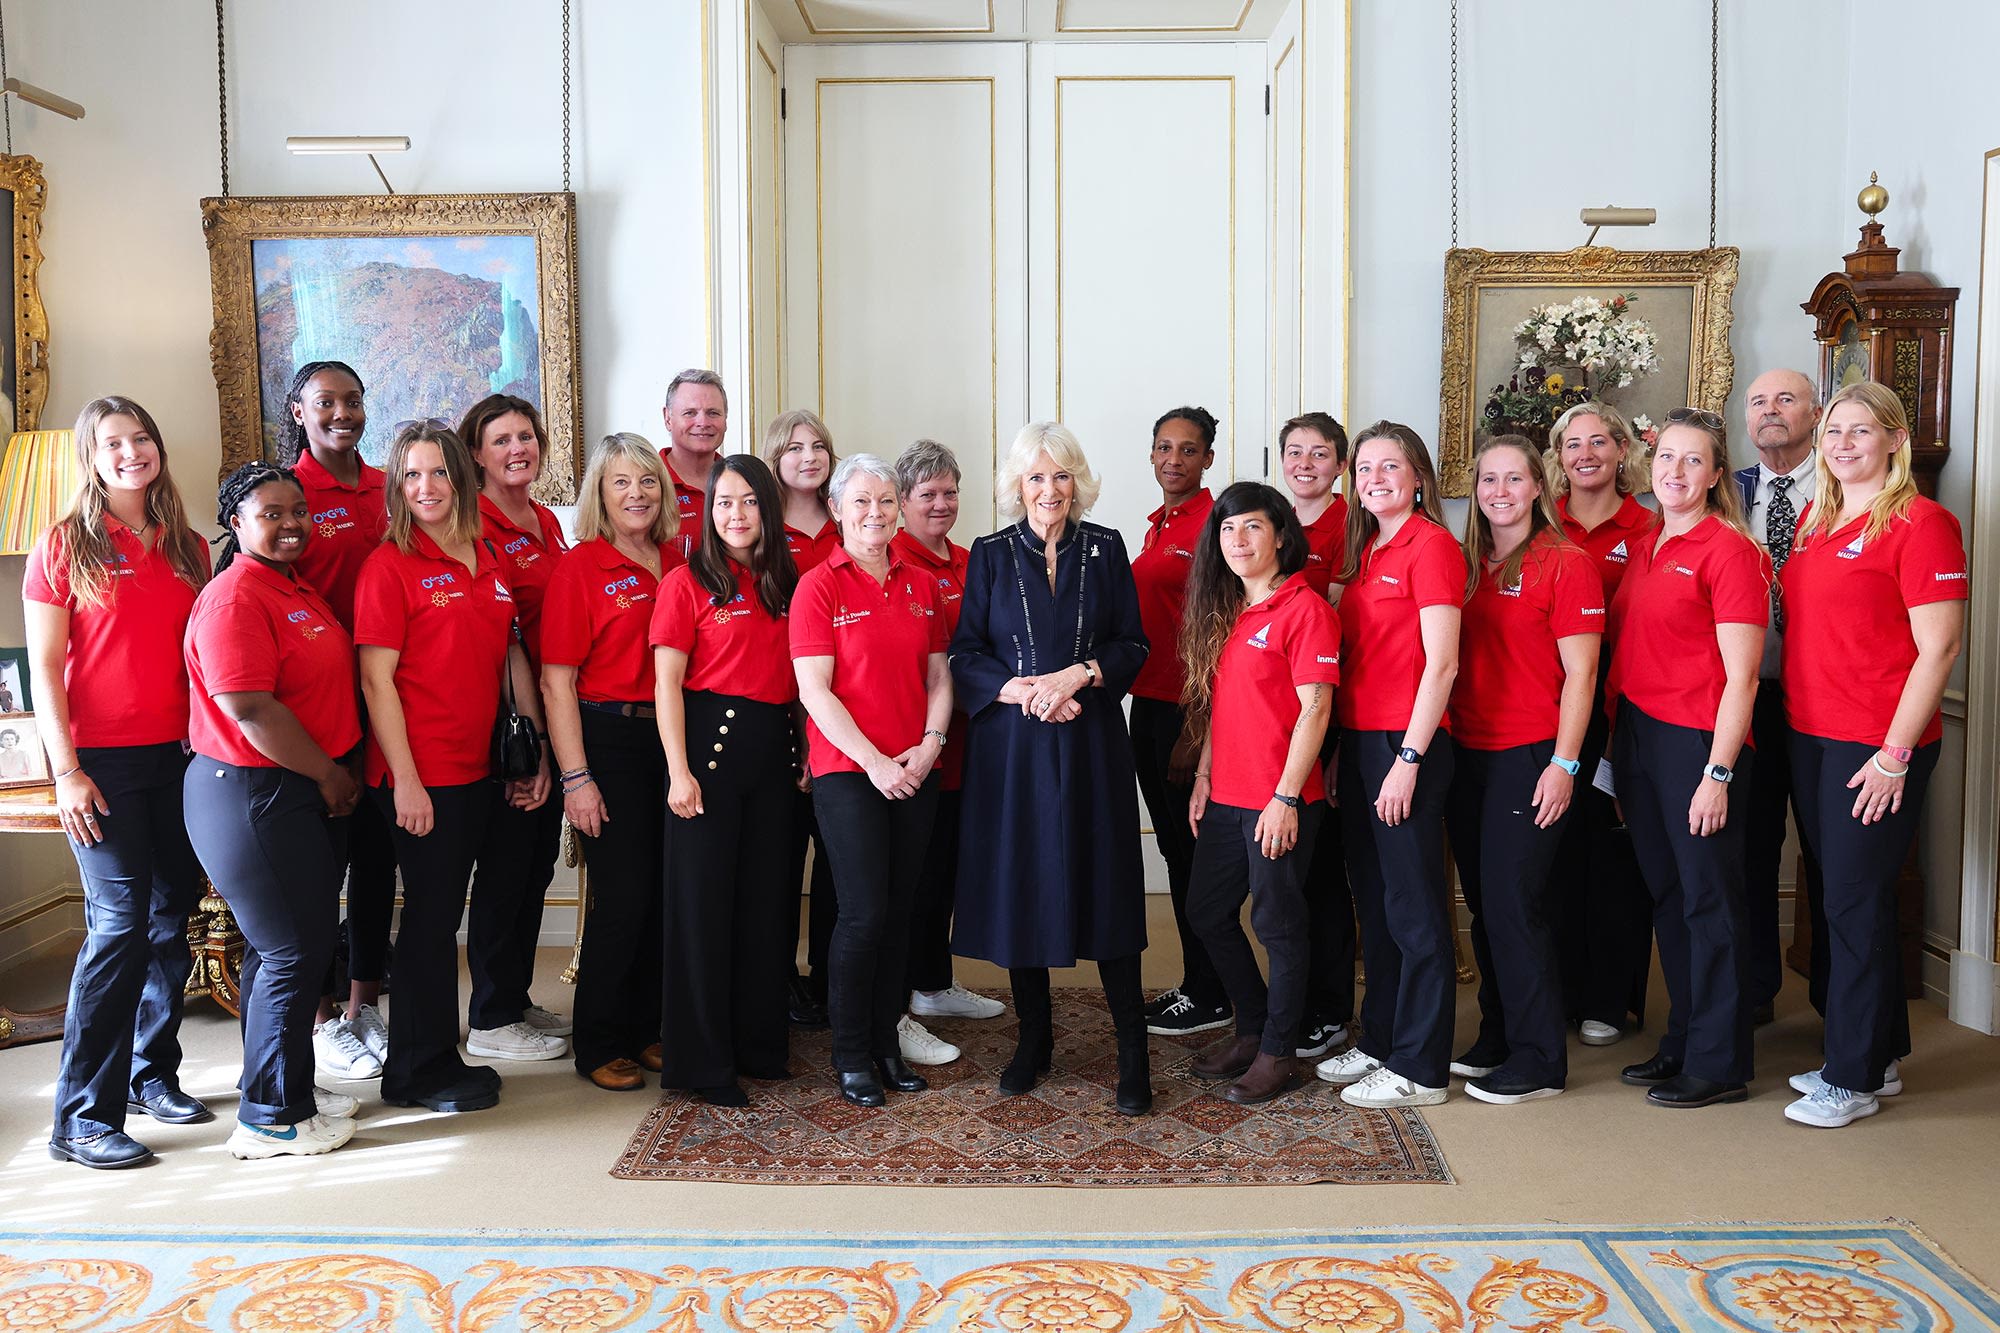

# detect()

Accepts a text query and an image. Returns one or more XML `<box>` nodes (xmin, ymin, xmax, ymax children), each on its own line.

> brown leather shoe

<box><xmin>1191</xmin><ymin>1033</ymin><xmax>1261</xmax><ymax>1081</ymax></box>
<box><xmin>587</xmin><ymin>1059</ymin><xmax>645</xmax><ymax>1091</ymax></box>
<box><xmin>1222</xmin><ymin>1052</ymin><xmax>1302</xmax><ymax>1105</ymax></box>
<box><xmin>638</xmin><ymin>1043</ymin><xmax>664</xmax><ymax>1072</ymax></box>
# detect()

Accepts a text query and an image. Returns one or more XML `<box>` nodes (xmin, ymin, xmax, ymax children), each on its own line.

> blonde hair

<box><xmin>1460</xmin><ymin>434</ymin><xmax>1568</xmax><ymax>598</ymax></box>
<box><xmin>1338</xmin><ymin>420</ymin><xmax>1447</xmax><ymax>583</ymax></box>
<box><xmin>576</xmin><ymin>432</ymin><xmax>678</xmax><ymax>545</ymax></box>
<box><xmin>1545</xmin><ymin>401</ymin><xmax>1638</xmax><ymax>497</ymax></box>
<box><xmin>1653</xmin><ymin>413</ymin><xmax>1751</xmax><ymax>538</ymax></box>
<box><xmin>760</xmin><ymin>408</ymin><xmax>837</xmax><ymax>502</ymax></box>
<box><xmin>995</xmin><ymin>422</ymin><xmax>1103</xmax><ymax>521</ymax></box>
<box><xmin>54</xmin><ymin>397</ymin><xmax>208</xmax><ymax>610</ymax></box>
<box><xmin>1803</xmin><ymin>381</ymin><xmax>1918</xmax><ymax>543</ymax></box>
<box><xmin>384</xmin><ymin>423</ymin><xmax>483</xmax><ymax>552</ymax></box>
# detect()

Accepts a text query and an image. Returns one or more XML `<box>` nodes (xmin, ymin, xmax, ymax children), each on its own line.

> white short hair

<box><xmin>995</xmin><ymin>422</ymin><xmax>1102</xmax><ymax>521</ymax></box>
<box><xmin>828</xmin><ymin>452</ymin><xmax>899</xmax><ymax>510</ymax></box>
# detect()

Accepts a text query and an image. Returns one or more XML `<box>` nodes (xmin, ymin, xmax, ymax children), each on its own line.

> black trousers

<box><xmin>661</xmin><ymin>692</ymin><xmax>796</xmax><ymax>1088</ymax></box>
<box><xmin>1445</xmin><ymin>742</ymin><xmax>1570</xmax><ymax>1086</ymax></box>
<box><xmin>1187</xmin><ymin>800</ymin><xmax>1321</xmax><ymax>1056</ymax></box>
<box><xmin>1553</xmin><ymin>709</ymin><xmax>1651</xmax><ymax>1028</ymax></box>
<box><xmin>466</xmin><ymin>792</ymin><xmax>563</xmax><ymax>1029</ymax></box>
<box><xmin>1746</xmin><ymin>682</ymin><xmax>1825</xmax><ymax>1011</ymax></box>
<box><xmin>51</xmin><ymin>743</ymin><xmax>204</xmax><ymax>1139</ymax></box>
<box><xmin>185</xmin><ymin>759</ymin><xmax>342</xmax><ymax>1125</ymax></box>
<box><xmin>787</xmin><ymin>792</ymin><xmax>837</xmax><ymax>997</ymax></box>
<box><xmin>1129</xmin><ymin>697</ymin><xmax>1223</xmax><ymax>1006</ymax></box>
<box><xmin>370</xmin><ymin>779</ymin><xmax>491</xmax><ymax>1101</ymax></box>
<box><xmin>572</xmin><ymin>708</ymin><xmax>666</xmax><ymax>1073</ymax></box>
<box><xmin>1303</xmin><ymin>733</ymin><xmax>1354</xmax><ymax>1027</ymax></box>
<box><xmin>1613</xmin><ymin>703</ymin><xmax>1754</xmax><ymax>1084</ymax></box>
<box><xmin>1791</xmin><ymin>733</ymin><xmax>1934</xmax><ymax>1092</ymax></box>
<box><xmin>338</xmin><ymin>786</ymin><xmax>399</xmax><ymax>986</ymax></box>
<box><xmin>905</xmin><ymin>790</ymin><xmax>962</xmax><ymax>993</ymax></box>
<box><xmin>1339</xmin><ymin>729</ymin><xmax>1457</xmax><ymax>1088</ymax></box>
<box><xmin>812</xmin><ymin>770</ymin><xmax>939</xmax><ymax>1071</ymax></box>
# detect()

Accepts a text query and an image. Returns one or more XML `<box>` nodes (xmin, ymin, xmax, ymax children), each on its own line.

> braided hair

<box><xmin>279</xmin><ymin>360</ymin><xmax>366</xmax><ymax>465</ymax></box>
<box><xmin>214</xmin><ymin>461</ymin><xmax>301</xmax><ymax>575</ymax></box>
<box><xmin>1153</xmin><ymin>405</ymin><xmax>1219</xmax><ymax>449</ymax></box>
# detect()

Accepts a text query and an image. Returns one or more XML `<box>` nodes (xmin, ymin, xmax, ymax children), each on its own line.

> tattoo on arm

<box><xmin>1294</xmin><ymin>683</ymin><xmax>1324</xmax><ymax>734</ymax></box>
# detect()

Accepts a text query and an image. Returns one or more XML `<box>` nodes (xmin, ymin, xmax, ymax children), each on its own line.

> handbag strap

<box><xmin>483</xmin><ymin>539</ymin><xmax>529</xmax><ymax>715</ymax></box>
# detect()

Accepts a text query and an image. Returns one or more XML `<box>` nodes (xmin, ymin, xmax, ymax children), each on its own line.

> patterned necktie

<box><xmin>1767</xmin><ymin>475</ymin><xmax>1796</xmax><ymax>632</ymax></box>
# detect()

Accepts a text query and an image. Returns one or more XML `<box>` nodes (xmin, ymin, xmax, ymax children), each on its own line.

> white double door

<box><xmin>783</xmin><ymin>40</ymin><xmax>1268</xmax><ymax>545</ymax></box>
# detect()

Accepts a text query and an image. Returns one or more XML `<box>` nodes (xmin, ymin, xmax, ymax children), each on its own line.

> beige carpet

<box><xmin>1</xmin><ymin>897</ymin><xmax>1997</xmax><ymax>1290</ymax></box>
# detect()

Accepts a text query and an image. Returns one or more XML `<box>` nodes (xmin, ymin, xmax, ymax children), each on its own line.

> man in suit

<box><xmin>1737</xmin><ymin>368</ymin><xmax>1827</xmax><ymax>1024</ymax></box>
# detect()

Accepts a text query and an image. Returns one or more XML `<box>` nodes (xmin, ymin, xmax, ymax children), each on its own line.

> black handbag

<box><xmin>488</xmin><ymin>544</ymin><xmax>542</xmax><ymax>782</ymax></box>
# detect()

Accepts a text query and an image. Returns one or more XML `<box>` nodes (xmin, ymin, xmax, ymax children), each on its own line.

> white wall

<box><xmin>0</xmin><ymin>0</ymin><xmax>710</xmax><ymax>943</ymax></box>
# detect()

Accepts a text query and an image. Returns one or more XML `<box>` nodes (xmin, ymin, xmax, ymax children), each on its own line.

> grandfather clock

<box><xmin>1801</xmin><ymin>174</ymin><xmax>1960</xmax><ymax>496</ymax></box>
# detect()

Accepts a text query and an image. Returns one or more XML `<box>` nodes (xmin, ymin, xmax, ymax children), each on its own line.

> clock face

<box><xmin>1832</xmin><ymin>320</ymin><xmax>1868</xmax><ymax>390</ymax></box>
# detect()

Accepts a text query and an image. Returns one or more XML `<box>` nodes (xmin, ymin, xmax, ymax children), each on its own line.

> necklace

<box><xmin>1006</xmin><ymin>520</ymin><xmax>1090</xmax><ymax>676</ymax></box>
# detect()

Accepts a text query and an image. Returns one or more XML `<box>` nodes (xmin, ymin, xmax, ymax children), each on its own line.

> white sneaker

<box><xmin>897</xmin><ymin>1014</ymin><xmax>961</xmax><ymax>1065</ymax></box>
<box><xmin>1314</xmin><ymin>1047</ymin><xmax>1383</xmax><ymax>1085</ymax></box>
<box><xmin>1784</xmin><ymin>1082</ymin><xmax>1880</xmax><ymax>1129</ymax></box>
<box><xmin>227</xmin><ymin>1113</ymin><xmax>356</xmax><ymax>1159</ymax></box>
<box><xmin>314</xmin><ymin>1086</ymin><xmax>360</xmax><ymax>1119</ymax></box>
<box><xmin>909</xmin><ymin>984</ymin><xmax>1005</xmax><ymax>1020</ymax></box>
<box><xmin>1579</xmin><ymin>1020</ymin><xmax>1622</xmax><ymax>1046</ymax></box>
<box><xmin>523</xmin><ymin>1004</ymin><xmax>574</xmax><ymax>1037</ymax></box>
<box><xmin>466</xmin><ymin>1021</ymin><xmax>569</xmax><ymax>1061</ymax></box>
<box><xmin>313</xmin><ymin>1016</ymin><xmax>382</xmax><ymax>1079</ymax></box>
<box><xmin>1789</xmin><ymin>1058</ymin><xmax>1902</xmax><ymax>1098</ymax></box>
<box><xmin>1340</xmin><ymin>1064</ymin><xmax>1448</xmax><ymax>1108</ymax></box>
<box><xmin>352</xmin><ymin>1004</ymin><xmax>390</xmax><ymax>1061</ymax></box>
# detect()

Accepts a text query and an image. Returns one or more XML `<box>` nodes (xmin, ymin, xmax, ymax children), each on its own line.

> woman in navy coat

<box><xmin>951</xmin><ymin>422</ymin><xmax>1153</xmax><ymax>1115</ymax></box>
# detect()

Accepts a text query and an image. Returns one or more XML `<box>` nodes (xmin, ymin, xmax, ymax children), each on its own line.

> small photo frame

<box><xmin>0</xmin><ymin>647</ymin><xmax>29</xmax><ymax>714</ymax></box>
<box><xmin>0</xmin><ymin>712</ymin><xmax>50</xmax><ymax>789</ymax></box>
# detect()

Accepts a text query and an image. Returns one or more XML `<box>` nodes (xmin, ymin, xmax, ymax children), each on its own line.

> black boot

<box><xmin>1000</xmin><ymin>967</ymin><xmax>1054</xmax><ymax>1096</ymax></box>
<box><xmin>1100</xmin><ymin>954</ymin><xmax>1152</xmax><ymax>1116</ymax></box>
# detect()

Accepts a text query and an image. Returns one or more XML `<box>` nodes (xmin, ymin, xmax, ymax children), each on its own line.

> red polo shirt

<box><xmin>24</xmin><ymin>521</ymin><xmax>206</xmax><ymax>747</ymax></box>
<box><xmin>1452</xmin><ymin>535</ymin><xmax>1605</xmax><ymax>751</ymax></box>
<box><xmin>186</xmin><ymin>558</ymin><xmax>361</xmax><ymax>768</ymax></box>
<box><xmin>541</xmin><ymin>538</ymin><xmax>684</xmax><ymax>703</ymax></box>
<box><xmin>1781</xmin><ymin>497</ymin><xmax>1966</xmax><ymax>747</ymax></box>
<box><xmin>789</xmin><ymin>546</ymin><xmax>947</xmax><ymax>777</ymax></box>
<box><xmin>1605</xmin><ymin>514</ymin><xmax>1770</xmax><ymax>734</ymax></box>
<box><xmin>1556</xmin><ymin>492</ymin><xmax>1653</xmax><ymax>603</ymax></box>
<box><xmin>659</xmin><ymin>447</ymin><xmax>709</xmax><ymax>557</ymax></box>
<box><xmin>290</xmin><ymin>451</ymin><xmax>387</xmax><ymax>630</ymax></box>
<box><xmin>352</xmin><ymin>531</ymin><xmax>517</xmax><ymax>787</ymax></box>
<box><xmin>477</xmin><ymin>494</ymin><xmax>569</xmax><ymax>667</ymax></box>
<box><xmin>1297</xmin><ymin>495</ymin><xmax>1350</xmax><ymax>597</ymax></box>
<box><xmin>1336</xmin><ymin>516</ymin><xmax>1466</xmax><ymax>732</ymax></box>
<box><xmin>785</xmin><ymin>522</ymin><xmax>840</xmax><ymax>574</ymax></box>
<box><xmin>651</xmin><ymin>561</ymin><xmax>798</xmax><ymax>706</ymax></box>
<box><xmin>1130</xmin><ymin>489</ymin><xmax>1213</xmax><ymax>703</ymax></box>
<box><xmin>1210</xmin><ymin>578</ymin><xmax>1341</xmax><ymax>808</ymax></box>
<box><xmin>891</xmin><ymin>530</ymin><xmax>971</xmax><ymax>789</ymax></box>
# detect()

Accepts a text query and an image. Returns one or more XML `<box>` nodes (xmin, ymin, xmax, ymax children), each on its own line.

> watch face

<box><xmin>1833</xmin><ymin>321</ymin><xmax>1868</xmax><ymax>390</ymax></box>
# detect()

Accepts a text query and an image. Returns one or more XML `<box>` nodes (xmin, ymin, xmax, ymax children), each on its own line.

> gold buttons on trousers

<box><xmin>707</xmin><ymin>761</ymin><xmax>717</xmax><ymax>770</ymax></box>
<box><xmin>725</xmin><ymin>708</ymin><xmax>737</xmax><ymax>718</ymax></box>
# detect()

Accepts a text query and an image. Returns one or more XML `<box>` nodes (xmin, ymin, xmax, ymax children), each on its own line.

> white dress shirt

<box><xmin>1746</xmin><ymin>453</ymin><xmax>1817</xmax><ymax>681</ymax></box>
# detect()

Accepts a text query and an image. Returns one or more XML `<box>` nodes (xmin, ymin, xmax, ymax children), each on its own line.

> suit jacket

<box><xmin>1735</xmin><ymin>465</ymin><xmax>1759</xmax><ymax>522</ymax></box>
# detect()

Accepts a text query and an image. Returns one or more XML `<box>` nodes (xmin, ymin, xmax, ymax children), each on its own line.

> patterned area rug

<box><xmin>1</xmin><ymin>1223</ymin><xmax>1994</xmax><ymax>1331</ymax></box>
<box><xmin>612</xmin><ymin>988</ymin><xmax>1449</xmax><ymax>1186</ymax></box>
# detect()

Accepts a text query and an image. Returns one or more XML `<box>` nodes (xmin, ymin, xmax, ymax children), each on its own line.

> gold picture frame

<box><xmin>0</xmin><ymin>154</ymin><xmax>49</xmax><ymax>436</ymax></box>
<box><xmin>201</xmin><ymin>192</ymin><xmax>582</xmax><ymax>502</ymax></box>
<box><xmin>1437</xmin><ymin>245</ymin><xmax>1740</xmax><ymax>496</ymax></box>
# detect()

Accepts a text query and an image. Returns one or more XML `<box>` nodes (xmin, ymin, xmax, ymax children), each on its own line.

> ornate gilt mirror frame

<box><xmin>1437</xmin><ymin>245</ymin><xmax>1740</xmax><ymax>496</ymax></box>
<box><xmin>201</xmin><ymin>192</ymin><xmax>582</xmax><ymax>502</ymax></box>
<box><xmin>0</xmin><ymin>154</ymin><xmax>49</xmax><ymax>435</ymax></box>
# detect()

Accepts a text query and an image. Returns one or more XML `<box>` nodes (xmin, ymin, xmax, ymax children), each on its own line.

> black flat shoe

<box><xmin>1620</xmin><ymin>1052</ymin><xmax>1683</xmax><ymax>1086</ymax></box>
<box><xmin>50</xmin><ymin>1130</ymin><xmax>154</xmax><ymax>1169</ymax></box>
<box><xmin>382</xmin><ymin>1076</ymin><xmax>501</xmax><ymax>1113</ymax></box>
<box><xmin>127</xmin><ymin>1088</ymin><xmax>215</xmax><ymax>1125</ymax></box>
<box><xmin>696</xmin><ymin>1081</ymin><xmax>750</xmax><ymax>1107</ymax></box>
<box><xmin>837</xmin><ymin>1070</ymin><xmax>885</xmax><ymax>1107</ymax></box>
<box><xmin>1647</xmin><ymin>1074</ymin><xmax>1748</xmax><ymax>1108</ymax></box>
<box><xmin>789</xmin><ymin>975</ymin><xmax>829</xmax><ymax>1028</ymax></box>
<box><xmin>873</xmin><ymin>1056</ymin><xmax>928</xmax><ymax>1093</ymax></box>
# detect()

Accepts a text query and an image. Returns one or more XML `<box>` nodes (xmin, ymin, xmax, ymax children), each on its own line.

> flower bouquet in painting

<box><xmin>1481</xmin><ymin>293</ymin><xmax>1660</xmax><ymax>441</ymax></box>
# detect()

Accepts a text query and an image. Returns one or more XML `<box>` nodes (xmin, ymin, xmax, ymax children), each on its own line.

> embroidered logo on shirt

<box><xmin>832</xmin><ymin>606</ymin><xmax>871</xmax><ymax>628</ymax></box>
<box><xmin>313</xmin><ymin>505</ymin><xmax>350</xmax><ymax>538</ymax></box>
<box><xmin>503</xmin><ymin>534</ymin><xmax>540</xmax><ymax>569</ymax></box>
<box><xmin>1316</xmin><ymin>653</ymin><xmax>1339</xmax><ymax>665</ymax></box>
<box><xmin>1670</xmin><ymin>564</ymin><xmax>1696</xmax><ymax>577</ymax></box>
<box><xmin>1378</xmin><ymin>574</ymin><xmax>1401</xmax><ymax>586</ymax></box>
<box><xmin>1246</xmin><ymin>622</ymin><xmax>1272</xmax><ymax>649</ymax></box>
<box><xmin>1606</xmin><ymin>540</ymin><xmax>1629</xmax><ymax>563</ymax></box>
<box><xmin>1936</xmin><ymin>570</ymin><xmax>1968</xmax><ymax>582</ymax></box>
<box><xmin>1837</xmin><ymin>533</ymin><xmax>1866</xmax><ymax>560</ymax></box>
<box><xmin>492</xmin><ymin>578</ymin><xmax>514</xmax><ymax>602</ymax></box>
<box><xmin>1169</xmin><ymin>545</ymin><xmax>1194</xmax><ymax>559</ymax></box>
<box><xmin>1581</xmin><ymin>606</ymin><xmax>1606</xmax><ymax>616</ymax></box>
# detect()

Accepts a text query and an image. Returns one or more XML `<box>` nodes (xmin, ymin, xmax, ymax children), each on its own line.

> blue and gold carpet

<box><xmin>1</xmin><ymin>1222</ymin><xmax>1994</xmax><ymax>1331</ymax></box>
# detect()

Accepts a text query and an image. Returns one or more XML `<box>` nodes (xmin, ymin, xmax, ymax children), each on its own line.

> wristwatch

<box><xmin>1882</xmin><ymin>744</ymin><xmax>1914</xmax><ymax>763</ymax></box>
<box><xmin>924</xmin><ymin>728</ymin><xmax>948</xmax><ymax>747</ymax></box>
<box><xmin>1550</xmin><ymin>755</ymin><xmax>1581</xmax><ymax>776</ymax></box>
<box><xmin>1273</xmin><ymin>792</ymin><xmax>1303</xmax><ymax>810</ymax></box>
<box><xmin>1704</xmin><ymin>763</ymin><xmax>1734</xmax><ymax>784</ymax></box>
<box><xmin>1396</xmin><ymin>746</ymin><xmax>1424</xmax><ymax>765</ymax></box>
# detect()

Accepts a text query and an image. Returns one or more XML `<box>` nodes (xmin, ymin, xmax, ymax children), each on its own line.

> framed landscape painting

<box><xmin>1436</xmin><ymin>245</ymin><xmax>1739</xmax><ymax>496</ymax></box>
<box><xmin>202</xmin><ymin>193</ymin><xmax>581</xmax><ymax>502</ymax></box>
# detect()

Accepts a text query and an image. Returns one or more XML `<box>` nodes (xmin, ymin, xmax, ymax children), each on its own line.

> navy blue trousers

<box><xmin>1188</xmin><ymin>800</ymin><xmax>1321</xmax><ymax>1057</ymax></box>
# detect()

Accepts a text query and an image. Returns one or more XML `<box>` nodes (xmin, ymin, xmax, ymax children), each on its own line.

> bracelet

<box><xmin>1082</xmin><ymin>661</ymin><xmax>1098</xmax><ymax>687</ymax></box>
<box><xmin>1869</xmin><ymin>755</ymin><xmax>1909</xmax><ymax>779</ymax></box>
<box><xmin>924</xmin><ymin>728</ymin><xmax>948</xmax><ymax>747</ymax></box>
<box><xmin>52</xmin><ymin>765</ymin><xmax>80</xmax><ymax>780</ymax></box>
<box><xmin>1194</xmin><ymin>770</ymin><xmax>1211</xmax><ymax>779</ymax></box>
<box><xmin>559</xmin><ymin>767</ymin><xmax>591</xmax><ymax>782</ymax></box>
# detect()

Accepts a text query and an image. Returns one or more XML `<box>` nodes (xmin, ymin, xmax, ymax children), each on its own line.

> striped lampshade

<box><xmin>0</xmin><ymin>430</ymin><xmax>80</xmax><ymax>556</ymax></box>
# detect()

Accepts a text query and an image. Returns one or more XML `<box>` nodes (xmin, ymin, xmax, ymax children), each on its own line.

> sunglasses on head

<box><xmin>393</xmin><ymin>417</ymin><xmax>450</xmax><ymax>435</ymax></box>
<box><xmin>1665</xmin><ymin>406</ymin><xmax>1725</xmax><ymax>432</ymax></box>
